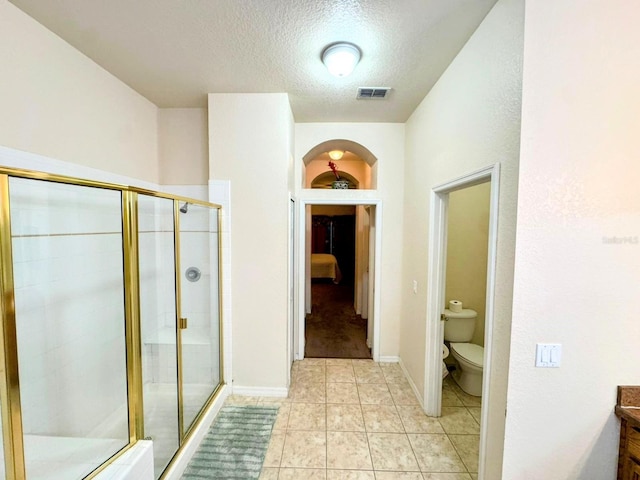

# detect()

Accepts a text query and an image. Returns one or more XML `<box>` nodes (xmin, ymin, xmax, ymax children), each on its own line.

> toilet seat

<box><xmin>450</xmin><ymin>343</ymin><xmax>484</xmax><ymax>368</ymax></box>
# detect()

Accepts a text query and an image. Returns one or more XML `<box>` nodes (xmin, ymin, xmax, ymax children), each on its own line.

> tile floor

<box><xmin>224</xmin><ymin>359</ymin><xmax>481</xmax><ymax>480</ymax></box>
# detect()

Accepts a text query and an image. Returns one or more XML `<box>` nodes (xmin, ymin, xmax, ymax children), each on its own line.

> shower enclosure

<box><xmin>0</xmin><ymin>167</ymin><xmax>224</xmax><ymax>480</ymax></box>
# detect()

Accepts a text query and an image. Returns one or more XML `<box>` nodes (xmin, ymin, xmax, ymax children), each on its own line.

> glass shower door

<box><xmin>177</xmin><ymin>203</ymin><xmax>221</xmax><ymax>434</ymax></box>
<box><xmin>138</xmin><ymin>194</ymin><xmax>180</xmax><ymax>479</ymax></box>
<box><xmin>9</xmin><ymin>177</ymin><xmax>130</xmax><ymax>480</ymax></box>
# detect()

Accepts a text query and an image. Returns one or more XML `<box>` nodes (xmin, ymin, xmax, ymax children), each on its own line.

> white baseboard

<box><xmin>378</xmin><ymin>356</ymin><xmax>400</xmax><ymax>363</ymax></box>
<box><xmin>232</xmin><ymin>386</ymin><xmax>289</xmax><ymax>398</ymax></box>
<box><xmin>398</xmin><ymin>357</ymin><xmax>425</xmax><ymax>407</ymax></box>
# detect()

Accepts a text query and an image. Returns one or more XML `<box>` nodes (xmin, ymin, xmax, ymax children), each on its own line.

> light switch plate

<box><xmin>535</xmin><ymin>343</ymin><xmax>561</xmax><ymax>367</ymax></box>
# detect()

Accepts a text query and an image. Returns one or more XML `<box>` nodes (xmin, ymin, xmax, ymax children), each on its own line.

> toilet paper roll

<box><xmin>449</xmin><ymin>300</ymin><xmax>463</xmax><ymax>313</ymax></box>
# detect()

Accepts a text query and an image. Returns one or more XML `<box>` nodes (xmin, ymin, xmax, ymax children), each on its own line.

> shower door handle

<box><xmin>179</xmin><ymin>317</ymin><xmax>188</xmax><ymax>329</ymax></box>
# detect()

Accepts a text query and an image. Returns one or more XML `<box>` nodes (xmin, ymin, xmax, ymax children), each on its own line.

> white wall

<box><xmin>296</xmin><ymin>123</ymin><xmax>406</xmax><ymax>357</ymax></box>
<box><xmin>209</xmin><ymin>93</ymin><xmax>294</xmax><ymax>390</ymax></box>
<box><xmin>159</xmin><ymin>108</ymin><xmax>209</xmax><ymax>185</ymax></box>
<box><xmin>502</xmin><ymin>1</ymin><xmax>640</xmax><ymax>478</ymax></box>
<box><xmin>0</xmin><ymin>0</ymin><xmax>159</xmax><ymax>183</ymax></box>
<box><xmin>445</xmin><ymin>182</ymin><xmax>490</xmax><ymax>347</ymax></box>
<box><xmin>400</xmin><ymin>0</ymin><xmax>523</xmax><ymax>477</ymax></box>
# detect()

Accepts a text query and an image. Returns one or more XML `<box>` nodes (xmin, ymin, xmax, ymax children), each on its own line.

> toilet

<box><xmin>442</xmin><ymin>344</ymin><xmax>450</xmax><ymax>379</ymax></box>
<box><xmin>443</xmin><ymin>308</ymin><xmax>484</xmax><ymax>396</ymax></box>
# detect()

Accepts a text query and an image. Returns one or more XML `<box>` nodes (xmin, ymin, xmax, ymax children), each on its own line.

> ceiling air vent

<box><xmin>357</xmin><ymin>87</ymin><xmax>391</xmax><ymax>99</ymax></box>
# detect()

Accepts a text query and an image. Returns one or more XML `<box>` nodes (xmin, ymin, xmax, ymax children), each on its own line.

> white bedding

<box><xmin>311</xmin><ymin>253</ymin><xmax>342</xmax><ymax>284</ymax></box>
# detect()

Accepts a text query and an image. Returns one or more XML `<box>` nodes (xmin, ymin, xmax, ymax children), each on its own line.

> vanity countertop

<box><xmin>616</xmin><ymin>386</ymin><xmax>640</xmax><ymax>425</ymax></box>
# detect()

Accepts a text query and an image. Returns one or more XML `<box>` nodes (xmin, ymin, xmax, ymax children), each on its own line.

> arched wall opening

<box><xmin>302</xmin><ymin>139</ymin><xmax>378</xmax><ymax>190</ymax></box>
<box><xmin>298</xmin><ymin>139</ymin><xmax>380</xmax><ymax>361</ymax></box>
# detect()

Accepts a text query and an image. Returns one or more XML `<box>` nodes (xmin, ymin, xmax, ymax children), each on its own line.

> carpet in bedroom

<box><xmin>305</xmin><ymin>281</ymin><xmax>371</xmax><ymax>359</ymax></box>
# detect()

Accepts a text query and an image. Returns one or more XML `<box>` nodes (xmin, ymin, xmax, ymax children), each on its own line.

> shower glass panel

<box><xmin>138</xmin><ymin>194</ymin><xmax>179</xmax><ymax>479</ymax></box>
<box><xmin>179</xmin><ymin>204</ymin><xmax>221</xmax><ymax>434</ymax></box>
<box><xmin>9</xmin><ymin>177</ymin><xmax>129</xmax><ymax>479</ymax></box>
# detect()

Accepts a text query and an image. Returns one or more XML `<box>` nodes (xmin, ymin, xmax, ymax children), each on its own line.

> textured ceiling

<box><xmin>10</xmin><ymin>0</ymin><xmax>497</xmax><ymax>122</ymax></box>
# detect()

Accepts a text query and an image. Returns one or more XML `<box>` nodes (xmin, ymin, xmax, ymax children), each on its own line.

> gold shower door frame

<box><xmin>0</xmin><ymin>167</ymin><xmax>225</xmax><ymax>480</ymax></box>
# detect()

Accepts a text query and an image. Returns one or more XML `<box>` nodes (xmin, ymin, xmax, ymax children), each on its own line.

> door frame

<box><xmin>295</xmin><ymin>194</ymin><xmax>382</xmax><ymax>361</ymax></box>
<box><xmin>423</xmin><ymin>163</ymin><xmax>500</xmax><ymax>479</ymax></box>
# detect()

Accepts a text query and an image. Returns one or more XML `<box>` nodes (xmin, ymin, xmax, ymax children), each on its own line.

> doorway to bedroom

<box><xmin>305</xmin><ymin>205</ymin><xmax>371</xmax><ymax>358</ymax></box>
<box><xmin>303</xmin><ymin>203</ymin><xmax>375</xmax><ymax>360</ymax></box>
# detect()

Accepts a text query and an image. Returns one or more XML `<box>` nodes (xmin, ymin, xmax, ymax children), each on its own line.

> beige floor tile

<box><xmin>467</xmin><ymin>407</ymin><xmax>481</xmax><ymax>425</ymax></box>
<box><xmin>388</xmin><ymin>384</ymin><xmax>420</xmax><ymax>406</ymax></box>
<box><xmin>290</xmin><ymin>382</ymin><xmax>326</xmax><ymax>403</ymax></box>
<box><xmin>367</xmin><ymin>433</ymin><xmax>420</xmax><ymax>471</ymax></box>
<box><xmin>258</xmin><ymin>467</ymin><xmax>279</xmax><ymax>479</ymax></box>
<box><xmin>327</xmin><ymin>365</ymin><xmax>356</xmax><ymax>383</ymax></box>
<box><xmin>447</xmin><ymin>380</ymin><xmax>481</xmax><ymax>407</ymax></box>
<box><xmin>327</xmin><ymin>382</ymin><xmax>360</xmax><ymax>404</ymax></box>
<box><xmin>327</xmin><ymin>431</ymin><xmax>373</xmax><ymax>470</ymax></box>
<box><xmin>224</xmin><ymin>395</ymin><xmax>260</xmax><ymax>405</ymax></box>
<box><xmin>396</xmin><ymin>406</ymin><xmax>444</xmax><ymax>434</ymax></box>
<box><xmin>438</xmin><ymin>408</ymin><xmax>480</xmax><ymax>435</ymax></box>
<box><xmin>382</xmin><ymin>368</ymin><xmax>409</xmax><ymax>384</ymax></box>
<box><xmin>297</xmin><ymin>358</ymin><xmax>326</xmax><ymax>366</ymax></box>
<box><xmin>259</xmin><ymin>396</ymin><xmax>292</xmax><ymax>404</ymax></box>
<box><xmin>375</xmin><ymin>473</ymin><xmax>423</xmax><ymax>480</ymax></box>
<box><xmin>361</xmin><ymin>404</ymin><xmax>404</xmax><ymax>433</ymax></box>
<box><xmin>295</xmin><ymin>366</ymin><xmax>326</xmax><ymax>384</ymax></box>
<box><xmin>449</xmin><ymin>435</ymin><xmax>479</xmax><ymax>473</ymax></box>
<box><xmin>326</xmin><ymin>404</ymin><xmax>365</xmax><ymax>432</ymax></box>
<box><xmin>272</xmin><ymin>403</ymin><xmax>291</xmax><ymax>431</ymax></box>
<box><xmin>441</xmin><ymin>388</ymin><xmax>464</xmax><ymax>407</ymax></box>
<box><xmin>263</xmin><ymin>431</ymin><xmax>286</xmax><ymax>467</ymax></box>
<box><xmin>281</xmin><ymin>431</ymin><xmax>327</xmax><ymax>468</ymax></box>
<box><xmin>407</xmin><ymin>434</ymin><xmax>466</xmax><ymax>473</ymax></box>
<box><xmin>279</xmin><ymin>468</ymin><xmax>327</xmax><ymax>479</ymax></box>
<box><xmin>357</xmin><ymin>384</ymin><xmax>394</xmax><ymax>405</ymax></box>
<box><xmin>354</xmin><ymin>366</ymin><xmax>386</xmax><ymax>384</ymax></box>
<box><xmin>354</xmin><ymin>363</ymin><xmax>383</xmax><ymax>374</ymax></box>
<box><xmin>469</xmin><ymin>474</ymin><xmax>478</xmax><ymax>479</ymax></box>
<box><xmin>288</xmin><ymin>403</ymin><xmax>326</xmax><ymax>430</ymax></box>
<box><xmin>422</xmin><ymin>474</ymin><xmax>472</xmax><ymax>480</ymax></box>
<box><xmin>457</xmin><ymin>392</ymin><xmax>481</xmax><ymax>408</ymax></box>
<box><xmin>352</xmin><ymin>359</ymin><xmax>376</xmax><ymax>366</ymax></box>
<box><xmin>327</xmin><ymin>470</ymin><xmax>375</xmax><ymax>480</ymax></box>
<box><xmin>326</xmin><ymin>359</ymin><xmax>354</xmax><ymax>366</ymax></box>
<box><xmin>378</xmin><ymin>361</ymin><xmax>402</xmax><ymax>370</ymax></box>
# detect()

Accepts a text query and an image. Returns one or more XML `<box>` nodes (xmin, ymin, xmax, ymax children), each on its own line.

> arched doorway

<box><xmin>293</xmin><ymin>140</ymin><xmax>381</xmax><ymax>362</ymax></box>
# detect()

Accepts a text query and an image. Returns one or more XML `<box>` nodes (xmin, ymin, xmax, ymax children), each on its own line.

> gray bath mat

<box><xmin>181</xmin><ymin>404</ymin><xmax>279</xmax><ymax>479</ymax></box>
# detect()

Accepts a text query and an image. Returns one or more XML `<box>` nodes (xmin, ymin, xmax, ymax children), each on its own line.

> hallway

<box><xmin>305</xmin><ymin>282</ymin><xmax>370</xmax><ymax>359</ymax></box>
<box><xmin>225</xmin><ymin>359</ymin><xmax>480</xmax><ymax>479</ymax></box>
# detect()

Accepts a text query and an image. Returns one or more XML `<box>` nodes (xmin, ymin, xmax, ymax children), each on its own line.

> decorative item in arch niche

<box><xmin>327</xmin><ymin>161</ymin><xmax>352</xmax><ymax>189</ymax></box>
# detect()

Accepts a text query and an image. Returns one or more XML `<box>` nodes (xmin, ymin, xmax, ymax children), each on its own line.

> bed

<box><xmin>311</xmin><ymin>253</ymin><xmax>342</xmax><ymax>284</ymax></box>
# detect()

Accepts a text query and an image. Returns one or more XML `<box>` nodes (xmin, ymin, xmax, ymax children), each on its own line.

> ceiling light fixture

<box><xmin>322</xmin><ymin>43</ymin><xmax>361</xmax><ymax>77</ymax></box>
<box><xmin>328</xmin><ymin>150</ymin><xmax>344</xmax><ymax>160</ymax></box>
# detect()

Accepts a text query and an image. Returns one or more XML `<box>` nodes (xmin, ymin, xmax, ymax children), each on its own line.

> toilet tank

<box><xmin>443</xmin><ymin>308</ymin><xmax>477</xmax><ymax>342</ymax></box>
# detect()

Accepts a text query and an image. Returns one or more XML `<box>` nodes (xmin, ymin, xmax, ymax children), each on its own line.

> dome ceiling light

<box><xmin>321</xmin><ymin>43</ymin><xmax>361</xmax><ymax>77</ymax></box>
<box><xmin>328</xmin><ymin>150</ymin><xmax>344</xmax><ymax>160</ymax></box>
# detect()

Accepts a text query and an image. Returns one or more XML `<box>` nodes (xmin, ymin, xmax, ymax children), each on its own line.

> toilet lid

<box><xmin>450</xmin><ymin>343</ymin><xmax>484</xmax><ymax>368</ymax></box>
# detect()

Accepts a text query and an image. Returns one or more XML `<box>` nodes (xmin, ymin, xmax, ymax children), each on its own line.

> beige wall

<box><xmin>400</xmin><ymin>0</ymin><xmax>523</xmax><ymax>477</ymax></box>
<box><xmin>0</xmin><ymin>0</ymin><xmax>159</xmax><ymax>183</ymax></box>
<box><xmin>209</xmin><ymin>93</ymin><xmax>294</xmax><ymax>389</ymax></box>
<box><xmin>296</xmin><ymin>123</ymin><xmax>406</xmax><ymax>357</ymax></box>
<box><xmin>502</xmin><ymin>1</ymin><xmax>640</xmax><ymax>478</ymax></box>
<box><xmin>159</xmin><ymin>108</ymin><xmax>208</xmax><ymax>185</ymax></box>
<box><xmin>445</xmin><ymin>183</ymin><xmax>490</xmax><ymax>347</ymax></box>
